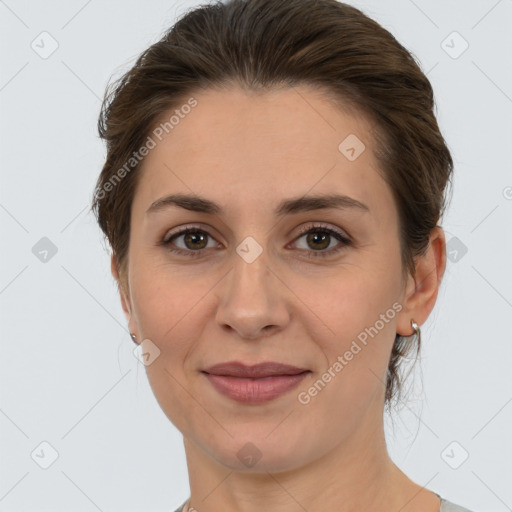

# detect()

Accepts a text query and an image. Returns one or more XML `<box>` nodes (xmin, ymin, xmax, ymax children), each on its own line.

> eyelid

<box><xmin>163</xmin><ymin>223</ymin><xmax>220</xmax><ymax>243</ymax></box>
<box><xmin>293</xmin><ymin>222</ymin><xmax>350</xmax><ymax>243</ymax></box>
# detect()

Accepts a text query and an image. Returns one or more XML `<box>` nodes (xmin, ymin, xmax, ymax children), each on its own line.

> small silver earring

<box><xmin>130</xmin><ymin>332</ymin><xmax>137</xmax><ymax>344</ymax></box>
<box><xmin>410</xmin><ymin>319</ymin><xmax>421</xmax><ymax>344</ymax></box>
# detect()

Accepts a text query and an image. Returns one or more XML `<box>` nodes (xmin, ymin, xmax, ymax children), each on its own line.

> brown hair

<box><xmin>91</xmin><ymin>0</ymin><xmax>454</xmax><ymax>408</ymax></box>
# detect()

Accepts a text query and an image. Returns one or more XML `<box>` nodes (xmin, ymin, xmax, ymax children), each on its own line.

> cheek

<box><xmin>309</xmin><ymin>267</ymin><xmax>399</xmax><ymax>394</ymax></box>
<box><xmin>129</xmin><ymin>260</ymin><xmax>215</xmax><ymax>354</ymax></box>
<box><xmin>128</xmin><ymin>265</ymin><xmax>209</xmax><ymax>429</ymax></box>
<box><xmin>311</xmin><ymin>264</ymin><xmax>398</xmax><ymax>338</ymax></box>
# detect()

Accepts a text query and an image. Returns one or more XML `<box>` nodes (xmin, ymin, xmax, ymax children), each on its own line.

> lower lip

<box><xmin>203</xmin><ymin>371</ymin><xmax>310</xmax><ymax>404</ymax></box>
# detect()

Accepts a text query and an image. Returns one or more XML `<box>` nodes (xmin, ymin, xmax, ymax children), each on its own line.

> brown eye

<box><xmin>162</xmin><ymin>227</ymin><xmax>219</xmax><ymax>257</ymax></box>
<box><xmin>292</xmin><ymin>224</ymin><xmax>352</xmax><ymax>258</ymax></box>
<box><xmin>305</xmin><ymin>231</ymin><xmax>331</xmax><ymax>251</ymax></box>
<box><xmin>179</xmin><ymin>230</ymin><xmax>209</xmax><ymax>250</ymax></box>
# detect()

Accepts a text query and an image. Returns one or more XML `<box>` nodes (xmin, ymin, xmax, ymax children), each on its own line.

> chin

<box><xmin>201</xmin><ymin>430</ymin><xmax>312</xmax><ymax>474</ymax></box>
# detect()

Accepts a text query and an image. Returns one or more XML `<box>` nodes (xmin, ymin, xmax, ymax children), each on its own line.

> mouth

<box><xmin>201</xmin><ymin>361</ymin><xmax>311</xmax><ymax>404</ymax></box>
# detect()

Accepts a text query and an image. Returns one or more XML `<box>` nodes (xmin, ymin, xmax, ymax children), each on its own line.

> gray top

<box><xmin>173</xmin><ymin>493</ymin><xmax>476</xmax><ymax>512</ymax></box>
<box><xmin>438</xmin><ymin>495</ymin><xmax>476</xmax><ymax>512</ymax></box>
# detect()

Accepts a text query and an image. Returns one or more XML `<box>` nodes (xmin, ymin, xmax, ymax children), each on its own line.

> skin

<box><xmin>112</xmin><ymin>84</ymin><xmax>447</xmax><ymax>512</ymax></box>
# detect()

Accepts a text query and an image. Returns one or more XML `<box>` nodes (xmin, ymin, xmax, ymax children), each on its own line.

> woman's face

<box><xmin>119</xmin><ymin>85</ymin><xmax>422</xmax><ymax>472</ymax></box>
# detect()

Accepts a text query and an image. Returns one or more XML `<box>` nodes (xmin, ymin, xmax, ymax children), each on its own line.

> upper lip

<box><xmin>202</xmin><ymin>361</ymin><xmax>310</xmax><ymax>378</ymax></box>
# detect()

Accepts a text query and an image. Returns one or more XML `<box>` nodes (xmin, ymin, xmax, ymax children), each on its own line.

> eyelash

<box><xmin>159</xmin><ymin>223</ymin><xmax>352</xmax><ymax>260</ymax></box>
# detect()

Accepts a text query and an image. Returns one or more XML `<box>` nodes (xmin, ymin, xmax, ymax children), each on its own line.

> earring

<box><xmin>130</xmin><ymin>332</ymin><xmax>137</xmax><ymax>344</ymax></box>
<box><xmin>410</xmin><ymin>319</ymin><xmax>421</xmax><ymax>344</ymax></box>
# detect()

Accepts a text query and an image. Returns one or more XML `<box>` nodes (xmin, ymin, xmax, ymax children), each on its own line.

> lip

<box><xmin>203</xmin><ymin>361</ymin><xmax>309</xmax><ymax>378</ymax></box>
<box><xmin>202</xmin><ymin>361</ymin><xmax>311</xmax><ymax>404</ymax></box>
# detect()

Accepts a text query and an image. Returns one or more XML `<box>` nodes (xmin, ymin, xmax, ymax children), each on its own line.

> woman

<box><xmin>92</xmin><ymin>0</ymin><xmax>475</xmax><ymax>510</ymax></box>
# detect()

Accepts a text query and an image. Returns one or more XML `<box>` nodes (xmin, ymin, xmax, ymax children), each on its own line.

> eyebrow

<box><xmin>146</xmin><ymin>192</ymin><xmax>370</xmax><ymax>216</ymax></box>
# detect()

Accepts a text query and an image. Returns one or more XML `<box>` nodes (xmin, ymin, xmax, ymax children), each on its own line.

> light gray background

<box><xmin>1</xmin><ymin>0</ymin><xmax>511</xmax><ymax>511</ymax></box>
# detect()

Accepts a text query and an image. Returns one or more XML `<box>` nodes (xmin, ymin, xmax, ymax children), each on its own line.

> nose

<box><xmin>215</xmin><ymin>249</ymin><xmax>290</xmax><ymax>340</ymax></box>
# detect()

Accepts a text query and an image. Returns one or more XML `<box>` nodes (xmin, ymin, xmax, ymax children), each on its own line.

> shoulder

<box><xmin>440</xmin><ymin>497</ymin><xmax>477</xmax><ymax>512</ymax></box>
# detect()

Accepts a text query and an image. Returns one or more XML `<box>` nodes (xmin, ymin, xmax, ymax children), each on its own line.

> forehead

<box><xmin>135</xmin><ymin>85</ymin><xmax>393</xmax><ymax>220</ymax></box>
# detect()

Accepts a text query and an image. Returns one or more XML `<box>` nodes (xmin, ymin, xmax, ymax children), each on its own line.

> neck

<box><xmin>181</xmin><ymin>404</ymin><xmax>439</xmax><ymax>512</ymax></box>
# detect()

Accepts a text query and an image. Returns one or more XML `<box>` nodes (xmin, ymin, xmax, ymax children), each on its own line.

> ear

<box><xmin>111</xmin><ymin>254</ymin><xmax>138</xmax><ymax>336</ymax></box>
<box><xmin>396</xmin><ymin>226</ymin><xmax>447</xmax><ymax>336</ymax></box>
